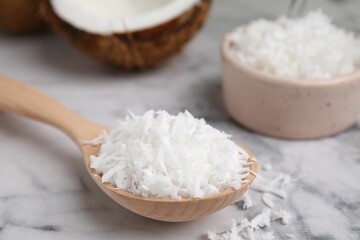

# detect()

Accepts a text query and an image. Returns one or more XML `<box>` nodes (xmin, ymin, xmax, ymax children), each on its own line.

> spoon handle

<box><xmin>0</xmin><ymin>75</ymin><xmax>103</xmax><ymax>144</ymax></box>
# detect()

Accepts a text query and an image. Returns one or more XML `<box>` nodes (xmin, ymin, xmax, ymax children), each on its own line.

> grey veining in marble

<box><xmin>0</xmin><ymin>0</ymin><xmax>360</xmax><ymax>239</ymax></box>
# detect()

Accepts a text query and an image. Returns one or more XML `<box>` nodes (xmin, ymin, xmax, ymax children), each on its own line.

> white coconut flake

<box><xmin>228</xmin><ymin>10</ymin><xmax>360</xmax><ymax>80</ymax></box>
<box><xmin>89</xmin><ymin>110</ymin><xmax>250</xmax><ymax>199</ymax></box>
<box><xmin>239</xmin><ymin>192</ymin><xmax>253</xmax><ymax>210</ymax></box>
<box><xmin>261</xmin><ymin>232</ymin><xmax>274</xmax><ymax>240</ymax></box>
<box><xmin>261</xmin><ymin>193</ymin><xmax>274</xmax><ymax>208</ymax></box>
<box><xmin>207</xmin><ymin>230</ymin><xmax>219</xmax><ymax>240</ymax></box>
<box><xmin>251</xmin><ymin>209</ymin><xmax>271</xmax><ymax>229</ymax></box>
<box><xmin>285</xmin><ymin>233</ymin><xmax>295</xmax><ymax>239</ymax></box>
<box><xmin>273</xmin><ymin>210</ymin><xmax>292</xmax><ymax>225</ymax></box>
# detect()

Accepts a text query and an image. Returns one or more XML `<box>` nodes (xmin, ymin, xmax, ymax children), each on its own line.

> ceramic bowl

<box><xmin>221</xmin><ymin>34</ymin><xmax>360</xmax><ymax>139</ymax></box>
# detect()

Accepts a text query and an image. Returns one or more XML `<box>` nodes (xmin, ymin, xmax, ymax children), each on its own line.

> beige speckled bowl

<box><xmin>221</xmin><ymin>35</ymin><xmax>360</xmax><ymax>140</ymax></box>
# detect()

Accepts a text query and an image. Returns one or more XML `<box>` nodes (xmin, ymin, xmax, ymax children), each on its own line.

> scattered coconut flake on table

<box><xmin>251</xmin><ymin>209</ymin><xmax>271</xmax><ymax>229</ymax></box>
<box><xmin>228</xmin><ymin>10</ymin><xmax>360</xmax><ymax>80</ymax></box>
<box><xmin>251</xmin><ymin>173</ymin><xmax>293</xmax><ymax>199</ymax></box>
<box><xmin>261</xmin><ymin>193</ymin><xmax>274</xmax><ymax>208</ymax></box>
<box><xmin>209</xmin><ymin>161</ymin><xmax>297</xmax><ymax>239</ymax></box>
<box><xmin>207</xmin><ymin>208</ymin><xmax>292</xmax><ymax>240</ymax></box>
<box><xmin>236</xmin><ymin>167</ymin><xmax>294</xmax><ymax>210</ymax></box>
<box><xmin>273</xmin><ymin>210</ymin><xmax>292</xmax><ymax>225</ymax></box>
<box><xmin>89</xmin><ymin>110</ymin><xmax>251</xmax><ymax>199</ymax></box>
<box><xmin>241</xmin><ymin>193</ymin><xmax>253</xmax><ymax>210</ymax></box>
<box><xmin>207</xmin><ymin>209</ymin><xmax>273</xmax><ymax>240</ymax></box>
<box><xmin>285</xmin><ymin>233</ymin><xmax>295</xmax><ymax>239</ymax></box>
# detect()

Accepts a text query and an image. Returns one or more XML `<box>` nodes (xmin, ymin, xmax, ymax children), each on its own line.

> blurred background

<box><xmin>0</xmin><ymin>0</ymin><xmax>360</xmax><ymax>240</ymax></box>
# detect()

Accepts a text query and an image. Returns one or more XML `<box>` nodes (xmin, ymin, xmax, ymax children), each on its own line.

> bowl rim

<box><xmin>221</xmin><ymin>29</ymin><xmax>360</xmax><ymax>89</ymax></box>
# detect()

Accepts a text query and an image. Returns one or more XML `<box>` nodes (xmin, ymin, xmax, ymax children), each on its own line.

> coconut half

<box><xmin>41</xmin><ymin>0</ymin><xmax>211</xmax><ymax>69</ymax></box>
<box><xmin>0</xmin><ymin>0</ymin><xmax>46</xmax><ymax>33</ymax></box>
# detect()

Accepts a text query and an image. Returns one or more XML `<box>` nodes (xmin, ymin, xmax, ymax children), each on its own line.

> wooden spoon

<box><xmin>0</xmin><ymin>76</ymin><xmax>258</xmax><ymax>222</ymax></box>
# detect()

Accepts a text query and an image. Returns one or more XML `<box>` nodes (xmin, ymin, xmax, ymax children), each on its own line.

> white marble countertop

<box><xmin>1</xmin><ymin>0</ymin><xmax>360</xmax><ymax>239</ymax></box>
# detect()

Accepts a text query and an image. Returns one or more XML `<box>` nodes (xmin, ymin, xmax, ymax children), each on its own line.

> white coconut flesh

<box><xmin>50</xmin><ymin>0</ymin><xmax>200</xmax><ymax>35</ymax></box>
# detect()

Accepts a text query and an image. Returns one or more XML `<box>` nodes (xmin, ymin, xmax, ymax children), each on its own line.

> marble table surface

<box><xmin>0</xmin><ymin>0</ymin><xmax>360</xmax><ymax>239</ymax></box>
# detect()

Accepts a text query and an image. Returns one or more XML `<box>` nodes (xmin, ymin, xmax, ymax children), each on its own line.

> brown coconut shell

<box><xmin>40</xmin><ymin>0</ymin><xmax>211</xmax><ymax>70</ymax></box>
<box><xmin>0</xmin><ymin>0</ymin><xmax>46</xmax><ymax>33</ymax></box>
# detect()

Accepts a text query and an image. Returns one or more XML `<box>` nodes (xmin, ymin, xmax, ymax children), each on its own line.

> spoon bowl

<box><xmin>0</xmin><ymin>76</ymin><xmax>257</xmax><ymax>222</ymax></box>
<box><xmin>83</xmin><ymin>143</ymin><xmax>257</xmax><ymax>222</ymax></box>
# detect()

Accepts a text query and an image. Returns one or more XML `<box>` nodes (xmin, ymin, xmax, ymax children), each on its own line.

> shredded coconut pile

<box><xmin>228</xmin><ymin>10</ymin><xmax>360</xmax><ymax>80</ymax></box>
<box><xmin>90</xmin><ymin>110</ymin><xmax>250</xmax><ymax>199</ymax></box>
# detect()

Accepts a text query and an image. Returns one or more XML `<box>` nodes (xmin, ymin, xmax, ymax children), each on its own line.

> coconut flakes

<box><xmin>285</xmin><ymin>233</ymin><xmax>295</xmax><ymax>239</ymax></box>
<box><xmin>207</xmin><ymin>209</ymin><xmax>293</xmax><ymax>240</ymax></box>
<box><xmin>207</xmin><ymin>209</ymin><xmax>272</xmax><ymax>240</ymax></box>
<box><xmin>273</xmin><ymin>210</ymin><xmax>292</xmax><ymax>225</ymax></box>
<box><xmin>261</xmin><ymin>193</ymin><xmax>274</xmax><ymax>208</ymax></box>
<box><xmin>89</xmin><ymin>110</ymin><xmax>250</xmax><ymax>199</ymax></box>
<box><xmin>228</xmin><ymin>10</ymin><xmax>360</xmax><ymax>80</ymax></box>
<box><xmin>251</xmin><ymin>173</ymin><xmax>292</xmax><ymax>199</ymax></box>
<box><xmin>239</xmin><ymin>192</ymin><xmax>253</xmax><ymax>210</ymax></box>
<box><xmin>208</xmin><ymin>164</ymin><xmax>296</xmax><ymax>240</ymax></box>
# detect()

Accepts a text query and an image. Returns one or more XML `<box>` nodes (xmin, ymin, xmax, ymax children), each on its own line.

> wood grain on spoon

<box><xmin>0</xmin><ymin>76</ymin><xmax>258</xmax><ymax>222</ymax></box>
